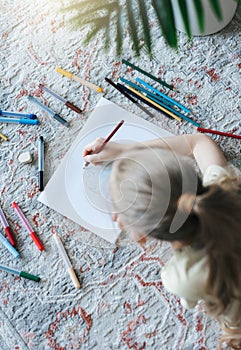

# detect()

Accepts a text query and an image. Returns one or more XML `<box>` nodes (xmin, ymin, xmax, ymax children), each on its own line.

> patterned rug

<box><xmin>1</xmin><ymin>1</ymin><xmax>241</xmax><ymax>349</ymax></box>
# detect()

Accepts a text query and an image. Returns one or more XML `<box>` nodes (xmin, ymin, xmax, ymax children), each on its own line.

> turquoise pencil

<box><xmin>136</xmin><ymin>78</ymin><xmax>190</xmax><ymax>113</ymax></box>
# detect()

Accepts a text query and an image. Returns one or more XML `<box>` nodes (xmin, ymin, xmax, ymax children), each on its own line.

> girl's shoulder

<box><xmin>202</xmin><ymin>164</ymin><xmax>241</xmax><ymax>187</ymax></box>
<box><xmin>161</xmin><ymin>246</ymin><xmax>208</xmax><ymax>305</ymax></box>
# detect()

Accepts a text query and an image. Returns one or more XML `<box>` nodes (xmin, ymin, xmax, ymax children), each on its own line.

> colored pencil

<box><xmin>55</xmin><ymin>67</ymin><xmax>103</xmax><ymax>93</ymax></box>
<box><xmin>197</xmin><ymin>127</ymin><xmax>241</xmax><ymax>139</ymax></box>
<box><xmin>83</xmin><ymin>120</ymin><xmax>125</xmax><ymax>168</ymax></box>
<box><xmin>118</xmin><ymin>83</ymin><xmax>176</xmax><ymax>119</ymax></box>
<box><xmin>105</xmin><ymin>77</ymin><xmax>137</xmax><ymax>103</ymax></box>
<box><xmin>0</xmin><ymin>232</ymin><xmax>19</xmax><ymax>258</ymax></box>
<box><xmin>105</xmin><ymin>78</ymin><xmax>155</xmax><ymax>118</ymax></box>
<box><xmin>123</xmin><ymin>85</ymin><xmax>182</xmax><ymax>122</ymax></box>
<box><xmin>12</xmin><ymin>202</ymin><xmax>44</xmax><ymax>251</ymax></box>
<box><xmin>146</xmin><ymin>93</ymin><xmax>200</xmax><ymax>127</ymax></box>
<box><xmin>42</xmin><ymin>85</ymin><xmax>82</xmax><ymax>114</ymax></box>
<box><xmin>0</xmin><ymin>132</ymin><xmax>8</xmax><ymax>141</ymax></box>
<box><xmin>117</xmin><ymin>83</ymin><xmax>172</xmax><ymax>119</ymax></box>
<box><xmin>120</xmin><ymin>77</ymin><xmax>199</xmax><ymax>126</ymax></box>
<box><xmin>122</xmin><ymin>59</ymin><xmax>177</xmax><ymax>91</ymax></box>
<box><xmin>0</xmin><ymin>206</ymin><xmax>16</xmax><ymax>246</ymax></box>
<box><xmin>120</xmin><ymin>77</ymin><xmax>176</xmax><ymax>108</ymax></box>
<box><xmin>53</xmin><ymin>232</ymin><xmax>80</xmax><ymax>289</ymax></box>
<box><xmin>136</xmin><ymin>78</ymin><xmax>190</xmax><ymax>113</ymax></box>
<box><xmin>0</xmin><ymin>264</ymin><xmax>40</xmax><ymax>282</ymax></box>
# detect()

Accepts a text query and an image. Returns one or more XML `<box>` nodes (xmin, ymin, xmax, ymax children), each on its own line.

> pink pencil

<box><xmin>83</xmin><ymin>120</ymin><xmax>124</xmax><ymax>168</ymax></box>
<box><xmin>197</xmin><ymin>127</ymin><xmax>241</xmax><ymax>140</ymax></box>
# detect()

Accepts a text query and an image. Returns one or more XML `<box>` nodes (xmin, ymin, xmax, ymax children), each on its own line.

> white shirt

<box><xmin>161</xmin><ymin>165</ymin><xmax>240</xmax><ymax>319</ymax></box>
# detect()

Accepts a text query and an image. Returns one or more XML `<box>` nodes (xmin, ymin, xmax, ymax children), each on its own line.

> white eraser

<box><xmin>18</xmin><ymin>151</ymin><xmax>32</xmax><ymax>164</ymax></box>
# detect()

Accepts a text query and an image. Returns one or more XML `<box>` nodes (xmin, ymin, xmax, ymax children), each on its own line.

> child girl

<box><xmin>83</xmin><ymin>133</ymin><xmax>241</xmax><ymax>349</ymax></box>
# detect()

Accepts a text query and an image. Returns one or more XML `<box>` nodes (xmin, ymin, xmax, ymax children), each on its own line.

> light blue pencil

<box><xmin>136</xmin><ymin>78</ymin><xmax>190</xmax><ymax>113</ymax></box>
<box><xmin>145</xmin><ymin>92</ymin><xmax>200</xmax><ymax>127</ymax></box>
<box><xmin>120</xmin><ymin>77</ymin><xmax>181</xmax><ymax>109</ymax></box>
<box><xmin>120</xmin><ymin>77</ymin><xmax>199</xmax><ymax>126</ymax></box>
<box><xmin>0</xmin><ymin>232</ymin><xmax>20</xmax><ymax>258</ymax></box>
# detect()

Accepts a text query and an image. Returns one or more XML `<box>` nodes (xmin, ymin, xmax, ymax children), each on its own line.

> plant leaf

<box><xmin>126</xmin><ymin>1</ymin><xmax>140</xmax><ymax>56</ymax></box>
<box><xmin>152</xmin><ymin>0</ymin><xmax>177</xmax><ymax>49</ymax></box>
<box><xmin>116</xmin><ymin>6</ymin><xmax>123</xmax><ymax>56</ymax></box>
<box><xmin>209</xmin><ymin>0</ymin><xmax>223</xmax><ymax>21</ymax></box>
<box><xmin>193</xmin><ymin>0</ymin><xmax>204</xmax><ymax>33</ymax></box>
<box><xmin>83</xmin><ymin>16</ymin><xmax>110</xmax><ymax>44</ymax></box>
<box><xmin>178</xmin><ymin>0</ymin><xmax>191</xmax><ymax>39</ymax></box>
<box><xmin>138</xmin><ymin>0</ymin><xmax>152</xmax><ymax>55</ymax></box>
<box><xmin>64</xmin><ymin>1</ymin><xmax>119</xmax><ymax>30</ymax></box>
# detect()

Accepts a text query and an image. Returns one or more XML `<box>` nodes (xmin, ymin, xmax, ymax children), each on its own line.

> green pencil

<box><xmin>122</xmin><ymin>59</ymin><xmax>177</xmax><ymax>92</ymax></box>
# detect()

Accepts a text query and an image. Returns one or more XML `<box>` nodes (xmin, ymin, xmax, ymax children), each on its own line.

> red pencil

<box><xmin>197</xmin><ymin>127</ymin><xmax>241</xmax><ymax>140</ymax></box>
<box><xmin>83</xmin><ymin>120</ymin><xmax>124</xmax><ymax>168</ymax></box>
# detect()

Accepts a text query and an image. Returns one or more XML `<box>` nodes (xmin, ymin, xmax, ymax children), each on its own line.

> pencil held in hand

<box><xmin>83</xmin><ymin>120</ymin><xmax>124</xmax><ymax>168</ymax></box>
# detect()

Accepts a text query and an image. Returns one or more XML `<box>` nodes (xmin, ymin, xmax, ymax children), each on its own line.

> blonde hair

<box><xmin>110</xmin><ymin>146</ymin><xmax>241</xmax><ymax>349</ymax></box>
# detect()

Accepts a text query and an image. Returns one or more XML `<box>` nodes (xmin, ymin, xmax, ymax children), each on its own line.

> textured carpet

<box><xmin>1</xmin><ymin>1</ymin><xmax>241</xmax><ymax>349</ymax></box>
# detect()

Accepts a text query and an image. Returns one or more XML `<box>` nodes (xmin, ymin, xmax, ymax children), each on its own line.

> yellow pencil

<box><xmin>55</xmin><ymin>67</ymin><xmax>104</xmax><ymax>93</ymax></box>
<box><xmin>0</xmin><ymin>132</ymin><xmax>8</xmax><ymax>141</ymax></box>
<box><xmin>126</xmin><ymin>86</ymin><xmax>182</xmax><ymax>122</ymax></box>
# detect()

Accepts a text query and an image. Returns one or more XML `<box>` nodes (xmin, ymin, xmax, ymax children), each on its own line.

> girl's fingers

<box><xmin>83</xmin><ymin>137</ymin><xmax>105</xmax><ymax>156</ymax></box>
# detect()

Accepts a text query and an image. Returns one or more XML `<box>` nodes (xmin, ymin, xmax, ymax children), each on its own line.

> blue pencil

<box><xmin>0</xmin><ymin>110</ymin><xmax>37</xmax><ymax>119</ymax></box>
<box><xmin>120</xmin><ymin>77</ymin><xmax>177</xmax><ymax>109</ymax></box>
<box><xmin>121</xmin><ymin>77</ymin><xmax>179</xmax><ymax>108</ymax></box>
<box><xmin>145</xmin><ymin>92</ymin><xmax>200</xmax><ymax>127</ymax></box>
<box><xmin>136</xmin><ymin>78</ymin><xmax>190</xmax><ymax>114</ymax></box>
<box><xmin>0</xmin><ymin>117</ymin><xmax>39</xmax><ymax>125</ymax></box>
<box><xmin>0</xmin><ymin>232</ymin><xmax>20</xmax><ymax>258</ymax></box>
<box><xmin>120</xmin><ymin>77</ymin><xmax>200</xmax><ymax>126</ymax></box>
<box><xmin>117</xmin><ymin>83</ymin><xmax>173</xmax><ymax>119</ymax></box>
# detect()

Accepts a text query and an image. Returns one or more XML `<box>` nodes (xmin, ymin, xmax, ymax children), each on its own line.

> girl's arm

<box><xmin>83</xmin><ymin>133</ymin><xmax>227</xmax><ymax>174</ymax></box>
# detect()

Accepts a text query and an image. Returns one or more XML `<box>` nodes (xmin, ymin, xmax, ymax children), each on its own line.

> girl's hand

<box><xmin>83</xmin><ymin>138</ymin><xmax>130</xmax><ymax>165</ymax></box>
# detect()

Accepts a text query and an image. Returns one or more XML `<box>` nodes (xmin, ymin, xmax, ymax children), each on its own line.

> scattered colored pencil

<box><xmin>197</xmin><ymin>127</ymin><xmax>241</xmax><ymax>140</ymax></box>
<box><xmin>136</xmin><ymin>78</ymin><xmax>190</xmax><ymax>113</ymax></box>
<box><xmin>105</xmin><ymin>77</ymin><xmax>137</xmax><ymax>104</ymax></box>
<box><xmin>12</xmin><ymin>201</ymin><xmax>44</xmax><ymax>251</ymax></box>
<box><xmin>0</xmin><ymin>264</ymin><xmax>40</xmax><ymax>282</ymax></box>
<box><xmin>0</xmin><ymin>132</ymin><xmax>8</xmax><ymax>141</ymax></box>
<box><xmin>117</xmin><ymin>83</ymin><xmax>173</xmax><ymax>119</ymax></box>
<box><xmin>0</xmin><ymin>206</ymin><xmax>16</xmax><ymax>246</ymax></box>
<box><xmin>42</xmin><ymin>85</ymin><xmax>82</xmax><ymax>114</ymax></box>
<box><xmin>122</xmin><ymin>59</ymin><xmax>177</xmax><ymax>91</ymax></box>
<box><xmin>53</xmin><ymin>232</ymin><xmax>80</xmax><ymax>289</ymax></box>
<box><xmin>124</xmin><ymin>85</ymin><xmax>182</xmax><ymax>122</ymax></box>
<box><xmin>55</xmin><ymin>67</ymin><xmax>103</xmax><ymax>93</ymax></box>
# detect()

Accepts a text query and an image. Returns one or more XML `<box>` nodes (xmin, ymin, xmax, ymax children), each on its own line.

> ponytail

<box><xmin>180</xmin><ymin>185</ymin><xmax>241</xmax><ymax>350</ymax></box>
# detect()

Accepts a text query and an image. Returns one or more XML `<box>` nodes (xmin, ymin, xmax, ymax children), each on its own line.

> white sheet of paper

<box><xmin>38</xmin><ymin>98</ymin><xmax>173</xmax><ymax>243</ymax></box>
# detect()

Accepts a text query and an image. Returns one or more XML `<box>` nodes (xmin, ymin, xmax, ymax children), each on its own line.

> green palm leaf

<box><xmin>138</xmin><ymin>0</ymin><xmax>152</xmax><ymax>55</ymax></box>
<box><xmin>63</xmin><ymin>0</ymin><xmax>238</xmax><ymax>55</ymax></box>
<box><xmin>178</xmin><ymin>0</ymin><xmax>191</xmax><ymax>39</ymax></box>
<box><xmin>193</xmin><ymin>0</ymin><xmax>205</xmax><ymax>33</ymax></box>
<box><xmin>209</xmin><ymin>0</ymin><xmax>223</xmax><ymax>20</ymax></box>
<box><xmin>116</xmin><ymin>7</ymin><xmax>123</xmax><ymax>56</ymax></box>
<box><xmin>152</xmin><ymin>0</ymin><xmax>177</xmax><ymax>48</ymax></box>
<box><xmin>126</xmin><ymin>1</ymin><xmax>140</xmax><ymax>56</ymax></box>
<box><xmin>83</xmin><ymin>16</ymin><xmax>110</xmax><ymax>44</ymax></box>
